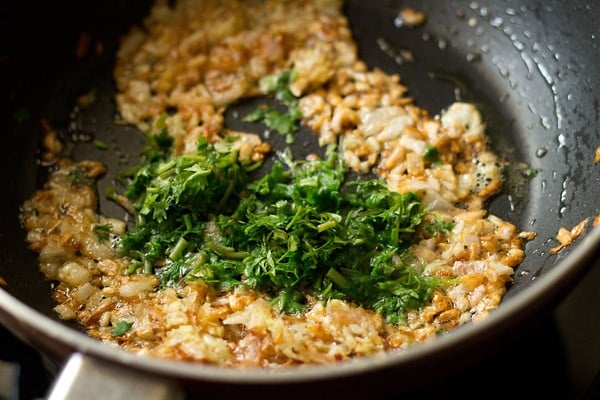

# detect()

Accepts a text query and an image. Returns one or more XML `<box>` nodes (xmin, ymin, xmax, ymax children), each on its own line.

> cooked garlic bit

<box><xmin>396</xmin><ymin>8</ymin><xmax>427</xmax><ymax>28</ymax></box>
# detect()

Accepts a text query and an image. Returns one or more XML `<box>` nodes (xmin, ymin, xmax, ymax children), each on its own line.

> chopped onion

<box><xmin>72</xmin><ymin>282</ymin><xmax>99</xmax><ymax>303</ymax></box>
<box><xmin>54</xmin><ymin>303</ymin><xmax>76</xmax><ymax>320</ymax></box>
<box><xmin>119</xmin><ymin>279</ymin><xmax>155</xmax><ymax>298</ymax></box>
<box><xmin>58</xmin><ymin>261</ymin><xmax>92</xmax><ymax>286</ymax></box>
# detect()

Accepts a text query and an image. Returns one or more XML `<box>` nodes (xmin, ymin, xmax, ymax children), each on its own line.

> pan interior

<box><xmin>1</xmin><ymin>0</ymin><xmax>599</xmax><ymax>352</ymax></box>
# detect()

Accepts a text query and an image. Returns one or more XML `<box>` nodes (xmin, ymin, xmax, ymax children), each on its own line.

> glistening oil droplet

<box><xmin>466</xmin><ymin>52</ymin><xmax>481</xmax><ymax>63</ymax></box>
<box><xmin>535</xmin><ymin>147</ymin><xmax>548</xmax><ymax>158</ymax></box>
<box><xmin>437</xmin><ymin>38</ymin><xmax>448</xmax><ymax>50</ymax></box>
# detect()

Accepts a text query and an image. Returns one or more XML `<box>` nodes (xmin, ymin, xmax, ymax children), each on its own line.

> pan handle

<box><xmin>47</xmin><ymin>353</ymin><xmax>185</xmax><ymax>400</ymax></box>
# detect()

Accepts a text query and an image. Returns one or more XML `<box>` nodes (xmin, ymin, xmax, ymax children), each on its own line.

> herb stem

<box><xmin>192</xmin><ymin>251</ymin><xmax>208</xmax><ymax>268</ymax></box>
<box><xmin>183</xmin><ymin>214</ymin><xmax>193</xmax><ymax>231</ymax></box>
<box><xmin>217</xmin><ymin>178</ymin><xmax>237</xmax><ymax>212</ymax></box>
<box><xmin>169</xmin><ymin>237</ymin><xmax>189</xmax><ymax>261</ymax></box>
<box><xmin>127</xmin><ymin>261</ymin><xmax>140</xmax><ymax>275</ymax></box>
<box><xmin>317</xmin><ymin>219</ymin><xmax>338</xmax><ymax>232</ymax></box>
<box><xmin>207</xmin><ymin>242</ymin><xmax>249</xmax><ymax>260</ymax></box>
<box><xmin>326</xmin><ymin>268</ymin><xmax>350</xmax><ymax>289</ymax></box>
<box><xmin>157</xmin><ymin>160</ymin><xmax>176</xmax><ymax>176</ymax></box>
<box><xmin>142</xmin><ymin>259</ymin><xmax>154</xmax><ymax>274</ymax></box>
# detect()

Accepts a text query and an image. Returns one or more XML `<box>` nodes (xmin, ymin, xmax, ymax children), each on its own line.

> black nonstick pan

<box><xmin>1</xmin><ymin>1</ymin><xmax>599</xmax><ymax>398</ymax></box>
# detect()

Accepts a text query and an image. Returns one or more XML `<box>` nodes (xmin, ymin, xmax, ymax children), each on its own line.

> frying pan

<box><xmin>1</xmin><ymin>0</ymin><xmax>599</xmax><ymax>398</ymax></box>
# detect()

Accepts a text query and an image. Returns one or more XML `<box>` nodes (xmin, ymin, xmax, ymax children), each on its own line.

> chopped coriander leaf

<box><xmin>270</xmin><ymin>287</ymin><xmax>305</xmax><ymax>314</ymax></box>
<box><xmin>123</xmin><ymin>128</ymin><xmax>174</xmax><ymax>201</ymax></box>
<box><xmin>117</xmin><ymin>135</ymin><xmax>249</xmax><ymax>282</ymax></box>
<box><xmin>68</xmin><ymin>168</ymin><xmax>95</xmax><ymax>187</ymax></box>
<box><xmin>111</xmin><ymin>320</ymin><xmax>133</xmax><ymax>336</ymax></box>
<box><xmin>92</xmin><ymin>224</ymin><xmax>112</xmax><ymax>243</ymax></box>
<box><xmin>245</xmin><ymin>106</ymin><xmax>300</xmax><ymax>144</ymax></box>
<box><xmin>423</xmin><ymin>145</ymin><xmax>440</xmax><ymax>164</ymax></box>
<box><xmin>94</xmin><ymin>139</ymin><xmax>108</xmax><ymax>150</ymax></box>
<box><xmin>157</xmin><ymin>259</ymin><xmax>192</xmax><ymax>288</ymax></box>
<box><xmin>423</xmin><ymin>218</ymin><xmax>454</xmax><ymax>236</ymax></box>
<box><xmin>259</xmin><ymin>70</ymin><xmax>298</xmax><ymax>107</ymax></box>
<box><xmin>117</xmin><ymin>127</ymin><xmax>449</xmax><ymax>323</ymax></box>
<box><xmin>245</xmin><ymin>70</ymin><xmax>301</xmax><ymax>143</ymax></box>
<box><xmin>523</xmin><ymin>168</ymin><xmax>540</xmax><ymax>178</ymax></box>
<box><xmin>216</xmin><ymin>145</ymin><xmax>442</xmax><ymax>322</ymax></box>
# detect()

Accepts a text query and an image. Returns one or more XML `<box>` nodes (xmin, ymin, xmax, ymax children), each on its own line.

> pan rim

<box><xmin>1</xmin><ymin>223</ymin><xmax>599</xmax><ymax>384</ymax></box>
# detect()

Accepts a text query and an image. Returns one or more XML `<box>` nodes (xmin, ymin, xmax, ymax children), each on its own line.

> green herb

<box><xmin>259</xmin><ymin>70</ymin><xmax>298</xmax><ymax>104</ymax></box>
<box><xmin>119</xmin><ymin>124</ymin><xmax>174</xmax><ymax>197</ymax></box>
<box><xmin>92</xmin><ymin>224</ymin><xmax>112</xmax><ymax>243</ymax></box>
<box><xmin>116</xmin><ymin>130</ymin><xmax>447</xmax><ymax>323</ymax></box>
<box><xmin>423</xmin><ymin>217</ymin><xmax>454</xmax><ymax>236</ymax></box>
<box><xmin>117</xmin><ymin>133</ymin><xmax>249</xmax><ymax>281</ymax></box>
<box><xmin>423</xmin><ymin>145</ymin><xmax>440</xmax><ymax>164</ymax></box>
<box><xmin>270</xmin><ymin>287</ymin><xmax>305</xmax><ymax>314</ymax></box>
<box><xmin>68</xmin><ymin>168</ymin><xmax>94</xmax><ymax>187</ymax></box>
<box><xmin>94</xmin><ymin>140</ymin><xmax>108</xmax><ymax>150</ymax></box>
<box><xmin>111</xmin><ymin>320</ymin><xmax>133</xmax><ymax>336</ymax></box>
<box><xmin>212</xmin><ymin>146</ymin><xmax>443</xmax><ymax>321</ymax></box>
<box><xmin>244</xmin><ymin>70</ymin><xmax>301</xmax><ymax>143</ymax></box>
<box><xmin>245</xmin><ymin>106</ymin><xmax>302</xmax><ymax>143</ymax></box>
<box><xmin>523</xmin><ymin>168</ymin><xmax>540</xmax><ymax>178</ymax></box>
<box><xmin>157</xmin><ymin>259</ymin><xmax>193</xmax><ymax>288</ymax></box>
